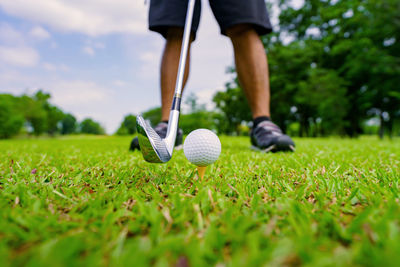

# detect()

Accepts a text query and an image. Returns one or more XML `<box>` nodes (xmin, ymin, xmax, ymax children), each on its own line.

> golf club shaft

<box><xmin>170</xmin><ymin>0</ymin><xmax>195</xmax><ymax>111</ymax></box>
<box><xmin>165</xmin><ymin>0</ymin><xmax>195</xmax><ymax>151</ymax></box>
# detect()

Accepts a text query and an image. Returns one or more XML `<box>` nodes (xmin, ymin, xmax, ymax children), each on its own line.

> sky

<box><xmin>0</xmin><ymin>0</ymin><xmax>303</xmax><ymax>133</ymax></box>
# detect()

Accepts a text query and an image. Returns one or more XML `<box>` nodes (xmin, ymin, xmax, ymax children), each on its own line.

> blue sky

<box><xmin>0</xmin><ymin>0</ymin><xmax>236</xmax><ymax>133</ymax></box>
<box><xmin>0</xmin><ymin>0</ymin><xmax>302</xmax><ymax>133</ymax></box>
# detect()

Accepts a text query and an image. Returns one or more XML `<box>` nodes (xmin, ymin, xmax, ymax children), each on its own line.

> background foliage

<box><xmin>0</xmin><ymin>91</ymin><xmax>104</xmax><ymax>138</ymax></box>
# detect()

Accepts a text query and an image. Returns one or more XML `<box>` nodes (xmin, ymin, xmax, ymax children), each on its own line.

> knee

<box><xmin>166</xmin><ymin>27</ymin><xmax>184</xmax><ymax>41</ymax></box>
<box><xmin>165</xmin><ymin>27</ymin><xmax>195</xmax><ymax>43</ymax></box>
<box><xmin>226</xmin><ymin>24</ymin><xmax>255</xmax><ymax>40</ymax></box>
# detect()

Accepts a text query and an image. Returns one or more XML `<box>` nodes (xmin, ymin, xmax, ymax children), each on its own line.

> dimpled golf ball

<box><xmin>183</xmin><ymin>129</ymin><xmax>221</xmax><ymax>167</ymax></box>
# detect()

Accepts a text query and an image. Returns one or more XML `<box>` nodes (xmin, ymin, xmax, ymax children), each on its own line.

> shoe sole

<box><xmin>175</xmin><ymin>144</ymin><xmax>183</xmax><ymax>151</ymax></box>
<box><xmin>132</xmin><ymin>144</ymin><xmax>183</xmax><ymax>151</ymax></box>
<box><xmin>130</xmin><ymin>136</ymin><xmax>183</xmax><ymax>151</ymax></box>
<box><xmin>251</xmin><ymin>144</ymin><xmax>295</xmax><ymax>153</ymax></box>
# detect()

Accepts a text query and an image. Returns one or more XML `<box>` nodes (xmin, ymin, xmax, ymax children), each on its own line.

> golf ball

<box><xmin>183</xmin><ymin>129</ymin><xmax>221</xmax><ymax>167</ymax></box>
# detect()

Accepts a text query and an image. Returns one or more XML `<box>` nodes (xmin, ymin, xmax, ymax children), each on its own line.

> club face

<box><xmin>136</xmin><ymin>116</ymin><xmax>171</xmax><ymax>163</ymax></box>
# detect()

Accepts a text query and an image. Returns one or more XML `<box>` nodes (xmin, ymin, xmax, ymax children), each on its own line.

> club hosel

<box><xmin>171</xmin><ymin>96</ymin><xmax>181</xmax><ymax>111</ymax></box>
<box><xmin>165</xmin><ymin>109</ymin><xmax>180</xmax><ymax>154</ymax></box>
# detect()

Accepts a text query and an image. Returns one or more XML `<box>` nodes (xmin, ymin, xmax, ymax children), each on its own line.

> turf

<box><xmin>0</xmin><ymin>136</ymin><xmax>399</xmax><ymax>266</ymax></box>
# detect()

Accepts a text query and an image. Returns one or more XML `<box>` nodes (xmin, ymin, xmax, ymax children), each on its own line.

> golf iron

<box><xmin>136</xmin><ymin>0</ymin><xmax>195</xmax><ymax>163</ymax></box>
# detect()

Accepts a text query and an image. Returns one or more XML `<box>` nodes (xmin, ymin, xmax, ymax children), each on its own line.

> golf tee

<box><xmin>197</xmin><ymin>166</ymin><xmax>207</xmax><ymax>180</ymax></box>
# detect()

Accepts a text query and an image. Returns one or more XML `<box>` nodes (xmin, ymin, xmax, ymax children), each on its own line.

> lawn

<box><xmin>0</xmin><ymin>136</ymin><xmax>399</xmax><ymax>266</ymax></box>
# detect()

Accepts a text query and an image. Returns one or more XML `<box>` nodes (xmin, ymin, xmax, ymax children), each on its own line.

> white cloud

<box><xmin>0</xmin><ymin>70</ymin><xmax>32</xmax><ymax>90</ymax></box>
<box><xmin>81</xmin><ymin>40</ymin><xmax>105</xmax><ymax>56</ymax></box>
<box><xmin>0</xmin><ymin>0</ymin><xmax>148</xmax><ymax>36</ymax></box>
<box><xmin>343</xmin><ymin>9</ymin><xmax>354</xmax><ymax>19</ymax></box>
<box><xmin>29</xmin><ymin>26</ymin><xmax>51</xmax><ymax>40</ymax></box>
<box><xmin>59</xmin><ymin>64</ymin><xmax>70</xmax><ymax>72</ymax></box>
<box><xmin>0</xmin><ymin>23</ymin><xmax>42</xmax><ymax>67</ymax></box>
<box><xmin>0</xmin><ymin>76</ymin><xmax>113</xmax><ymax>109</ymax></box>
<box><xmin>0</xmin><ymin>45</ymin><xmax>40</xmax><ymax>67</ymax></box>
<box><xmin>0</xmin><ymin>23</ymin><xmax>25</xmax><ymax>45</ymax></box>
<box><xmin>50</xmin><ymin>41</ymin><xmax>58</xmax><ymax>49</ymax></box>
<box><xmin>93</xmin><ymin>42</ymin><xmax>105</xmax><ymax>49</ymax></box>
<box><xmin>140</xmin><ymin>51</ymin><xmax>158</xmax><ymax>62</ymax></box>
<box><xmin>306</xmin><ymin>27</ymin><xmax>321</xmax><ymax>37</ymax></box>
<box><xmin>138</xmin><ymin>49</ymin><xmax>161</xmax><ymax>78</ymax></box>
<box><xmin>47</xmin><ymin>80</ymin><xmax>121</xmax><ymax>133</ymax></box>
<box><xmin>291</xmin><ymin>0</ymin><xmax>304</xmax><ymax>10</ymax></box>
<box><xmin>0</xmin><ymin>71</ymin><xmax>120</xmax><ymax>133</ymax></box>
<box><xmin>42</xmin><ymin>62</ymin><xmax>70</xmax><ymax>71</ymax></box>
<box><xmin>42</xmin><ymin>62</ymin><xmax>57</xmax><ymax>71</ymax></box>
<box><xmin>49</xmin><ymin>80</ymin><xmax>111</xmax><ymax>106</ymax></box>
<box><xmin>185</xmin><ymin>1</ymin><xmax>232</xmax><ymax>104</ymax></box>
<box><xmin>196</xmin><ymin>88</ymin><xmax>219</xmax><ymax>108</ymax></box>
<box><xmin>113</xmin><ymin>80</ymin><xmax>127</xmax><ymax>87</ymax></box>
<box><xmin>269</xmin><ymin>0</ymin><xmax>304</xmax><ymax>29</ymax></box>
<box><xmin>82</xmin><ymin>46</ymin><xmax>95</xmax><ymax>56</ymax></box>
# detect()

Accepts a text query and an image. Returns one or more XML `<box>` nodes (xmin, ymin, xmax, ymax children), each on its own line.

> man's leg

<box><xmin>130</xmin><ymin>28</ymin><xmax>192</xmax><ymax>151</ymax></box>
<box><xmin>226</xmin><ymin>24</ymin><xmax>295</xmax><ymax>152</ymax></box>
<box><xmin>131</xmin><ymin>0</ymin><xmax>201</xmax><ymax>151</ymax></box>
<box><xmin>226</xmin><ymin>24</ymin><xmax>270</xmax><ymax>120</ymax></box>
<box><xmin>160</xmin><ymin>27</ymin><xmax>192</xmax><ymax>122</ymax></box>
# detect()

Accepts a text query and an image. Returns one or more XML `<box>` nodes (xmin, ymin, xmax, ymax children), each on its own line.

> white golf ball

<box><xmin>183</xmin><ymin>129</ymin><xmax>221</xmax><ymax>167</ymax></box>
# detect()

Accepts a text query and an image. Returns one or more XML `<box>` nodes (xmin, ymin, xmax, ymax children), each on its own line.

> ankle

<box><xmin>253</xmin><ymin>116</ymin><xmax>271</xmax><ymax>128</ymax></box>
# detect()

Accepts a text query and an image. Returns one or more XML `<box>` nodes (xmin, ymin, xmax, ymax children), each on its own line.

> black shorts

<box><xmin>148</xmin><ymin>0</ymin><xmax>273</xmax><ymax>39</ymax></box>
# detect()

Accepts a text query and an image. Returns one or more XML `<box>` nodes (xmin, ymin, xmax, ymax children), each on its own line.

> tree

<box><xmin>212</xmin><ymin>82</ymin><xmax>252</xmax><ymax>135</ymax></box>
<box><xmin>80</xmin><ymin>118</ymin><xmax>104</xmax><ymax>135</ymax></box>
<box><xmin>61</xmin><ymin>114</ymin><xmax>77</xmax><ymax>134</ymax></box>
<box><xmin>265</xmin><ymin>41</ymin><xmax>315</xmax><ymax>134</ymax></box>
<box><xmin>179</xmin><ymin>93</ymin><xmax>216</xmax><ymax>133</ymax></box>
<box><xmin>17</xmin><ymin>90</ymin><xmax>66</xmax><ymax>136</ymax></box>
<box><xmin>18</xmin><ymin>95</ymin><xmax>47</xmax><ymax>135</ymax></box>
<box><xmin>275</xmin><ymin>0</ymin><xmax>400</xmax><ymax>137</ymax></box>
<box><xmin>116</xmin><ymin>114</ymin><xmax>137</xmax><ymax>135</ymax></box>
<box><xmin>180</xmin><ymin>111</ymin><xmax>217</xmax><ymax>134</ymax></box>
<box><xmin>46</xmin><ymin>106</ymin><xmax>65</xmax><ymax>135</ymax></box>
<box><xmin>185</xmin><ymin>92</ymin><xmax>206</xmax><ymax>113</ymax></box>
<box><xmin>0</xmin><ymin>90</ymin><xmax>82</xmax><ymax>138</ymax></box>
<box><xmin>115</xmin><ymin>125</ymin><xmax>128</xmax><ymax>135</ymax></box>
<box><xmin>0</xmin><ymin>94</ymin><xmax>24</xmax><ymax>138</ymax></box>
<box><xmin>296</xmin><ymin>68</ymin><xmax>349</xmax><ymax>136</ymax></box>
<box><xmin>142</xmin><ymin>107</ymin><xmax>162</xmax><ymax>126</ymax></box>
<box><xmin>33</xmin><ymin>91</ymin><xmax>65</xmax><ymax>135</ymax></box>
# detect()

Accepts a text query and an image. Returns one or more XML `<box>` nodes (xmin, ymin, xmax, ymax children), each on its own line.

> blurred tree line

<box><xmin>0</xmin><ymin>91</ymin><xmax>104</xmax><ymax>138</ymax></box>
<box><xmin>264</xmin><ymin>0</ymin><xmax>400</xmax><ymax>138</ymax></box>
<box><xmin>116</xmin><ymin>93</ymin><xmax>217</xmax><ymax>136</ymax></box>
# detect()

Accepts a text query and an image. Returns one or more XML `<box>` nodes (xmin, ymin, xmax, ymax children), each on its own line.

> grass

<box><xmin>0</xmin><ymin>136</ymin><xmax>399</xmax><ymax>266</ymax></box>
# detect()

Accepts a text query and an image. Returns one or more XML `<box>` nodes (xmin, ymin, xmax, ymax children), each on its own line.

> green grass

<box><xmin>0</xmin><ymin>136</ymin><xmax>399</xmax><ymax>266</ymax></box>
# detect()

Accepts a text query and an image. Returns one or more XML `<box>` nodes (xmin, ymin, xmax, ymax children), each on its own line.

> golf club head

<box><xmin>136</xmin><ymin>115</ymin><xmax>171</xmax><ymax>163</ymax></box>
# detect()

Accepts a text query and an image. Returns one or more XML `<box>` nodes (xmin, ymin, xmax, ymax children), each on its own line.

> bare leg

<box><xmin>160</xmin><ymin>27</ymin><xmax>192</xmax><ymax>121</ymax></box>
<box><xmin>226</xmin><ymin>24</ymin><xmax>271</xmax><ymax>119</ymax></box>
